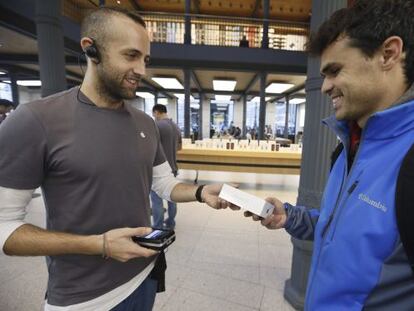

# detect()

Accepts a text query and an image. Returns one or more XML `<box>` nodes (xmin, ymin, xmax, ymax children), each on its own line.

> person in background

<box><xmin>239</xmin><ymin>35</ymin><xmax>249</xmax><ymax>48</ymax></box>
<box><xmin>0</xmin><ymin>99</ymin><xmax>14</xmax><ymax>124</ymax></box>
<box><xmin>247</xmin><ymin>1</ymin><xmax>414</xmax><ymax>310</ymax></box>
<box><xmin>151</xmin><ymin>104</ymin><xmax>182</xmax><ymax>230</ymax></box>
<box><xmin>0</xmin><ymin>7</ymin><xmax>234</xmax><ymax>311</ymax></box>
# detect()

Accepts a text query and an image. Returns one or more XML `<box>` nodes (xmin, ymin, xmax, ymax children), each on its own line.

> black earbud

<box><xmin>84</xmin><ymin>40</ymin><xmax>100</xmax><ymax>64</ymax></box>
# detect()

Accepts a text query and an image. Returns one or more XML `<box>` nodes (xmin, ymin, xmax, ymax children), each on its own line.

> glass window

<box><xmin>275</xmin><ymin>101</ymin><xmax>297</xmax><ymax>137</ymax></box>
<box><xmin>144</xmin><ymin>98</ymin><xmax>155</xmax><ymax>117</ymax></box>
<box><xmin>246</xmin><ymin>100</ymin><xmax>259</xmax><ymax>130</ymax></box>
<box><xmin>176</xmin><ymin>99</ymin><xmax>201</xmax><ymax>138</ymax></box>
<box><xmin>210</xmin><ymin>101</ymin><xmax>234</xmax><ymax>137</ymax></box>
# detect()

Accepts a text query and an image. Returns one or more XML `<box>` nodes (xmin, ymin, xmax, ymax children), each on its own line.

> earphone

<box><xmin>84</xmin><ymin>39</ymin><xmax>100</xmax><ymax>64</ymax></box>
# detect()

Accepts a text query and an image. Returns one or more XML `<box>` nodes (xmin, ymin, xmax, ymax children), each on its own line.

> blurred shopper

<box><xmin>0</xmin><ymin>99</ymin><xmax>14</xmax><ymax>124</ymax></box>
<box><xmin>247</xmin><ymin>1</ymin><xmax>414</xmax><ymax>310</ymax></box>
<box><xmin>0</xmin><ymin>7</ymin><xmax>234</xmax><ymax>311</ymax></box>
<box><xmin>239</xmin><ymin>35</ymin><xmax>249</xmax><ymax>47</ymax></box>
<box><xmin>151</xmin><ymin>104</ymin><xmax>182</xmax><ymax>230</ymax></box>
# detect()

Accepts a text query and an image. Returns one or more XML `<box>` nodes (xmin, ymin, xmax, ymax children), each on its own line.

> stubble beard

<box><xmin>96</xmin><ymin>63</ymin><xmax>137</xmax><ymax>102</ymax></box>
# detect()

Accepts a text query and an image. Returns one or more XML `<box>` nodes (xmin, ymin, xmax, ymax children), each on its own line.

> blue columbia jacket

<box><xmin>285</xmin><ymin>87</ymin><xmax>414</xmax><ymax>310</ymax></box>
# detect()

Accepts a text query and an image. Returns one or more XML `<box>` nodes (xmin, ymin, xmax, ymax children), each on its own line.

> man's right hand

<box><xmin>244</xmin><ymin>197</ymin><xmax>287</xmax><ymax>230</ymax></box>
<box><xmin>104</xmin><ymin>227</ymin><xmax>158</xmax><ymax>262</ymax></box>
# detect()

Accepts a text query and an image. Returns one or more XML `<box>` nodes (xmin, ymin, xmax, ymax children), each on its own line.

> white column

<box><xmin>233</xmin><ymin>99</ymin><xmax>243</xmax><ymax>128</ymax></box>
<box><xmin>202</xmin><ymin>98</ymin><xmax>211</xmax><ymax>139</ymax></box>
<box><xmin>265</xmin><ymin>102</ymin><xmax>276</xmax><ymax>129</ymax></box>
<box><xmin>167</xmin><ymin>98</ymin><xmax>178</xmax><ymax>123</ymax></box>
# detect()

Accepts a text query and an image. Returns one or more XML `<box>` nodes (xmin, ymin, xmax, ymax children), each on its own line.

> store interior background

<box><xmin>0</xmin><ymin>1</ymin><xmax>354</xmax><ymax>310</ymax></box>
<box><xmin>0</xmin><ymin>0</ymin><xmax>312</xmax><ymax>144</ymax></box>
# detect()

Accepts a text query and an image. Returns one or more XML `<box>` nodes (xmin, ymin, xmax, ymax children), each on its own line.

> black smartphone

<box><xmin>132</xmin><ymin>228</ymin><xmax>175</xmax><ymax>251</ymax></box>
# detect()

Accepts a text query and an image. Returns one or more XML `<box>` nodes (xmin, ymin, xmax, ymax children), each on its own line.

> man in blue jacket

<box><xmin>249</xmin><ymin>1</ymin><xmax>414</xmax><ymax>310</ymax></box>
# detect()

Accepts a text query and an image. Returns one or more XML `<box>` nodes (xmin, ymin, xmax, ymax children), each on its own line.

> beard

<box><xmin>96</xmin><ymin>61</ymin><xmax>138</xmax><ymax>101</ymax></box>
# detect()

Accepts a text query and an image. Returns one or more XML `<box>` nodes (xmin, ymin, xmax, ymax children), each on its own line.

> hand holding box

<box><xmin>219</xmin><ymin>184</ymin><xmax>274</xmax><ymax>218</ymax></box>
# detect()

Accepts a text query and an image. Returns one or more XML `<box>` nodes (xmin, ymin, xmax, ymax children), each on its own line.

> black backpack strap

<box><xmin>330</xmin><ymin>142</ymin><xmax>344</xmax><ymax>171</ymax></box>
<box><xmin>396</xmin><ymin>143</ymin><xmax>414</xmax><ymax>274</ymax></box>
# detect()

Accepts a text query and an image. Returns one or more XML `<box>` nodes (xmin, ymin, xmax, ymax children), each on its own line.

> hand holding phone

<box><xmin>132</xmin><ymin>228</ymin><xmax>175</xmax><ymax>251</ymax></box>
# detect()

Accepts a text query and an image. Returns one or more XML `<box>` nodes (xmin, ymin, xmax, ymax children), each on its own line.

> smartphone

<box><xmin>132</xmin><ymin>228</ymin><xmax>175</xmax><ymax>251</ymax></box>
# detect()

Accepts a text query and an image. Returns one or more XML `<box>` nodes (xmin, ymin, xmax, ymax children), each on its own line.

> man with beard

<box><xmin>151</xmin><ymin>104</ymin><xmax>181</xmax><ymax>230</ymax></box>
<box><xmin>247</xmin><ymin>0</ymin><xmax>414</xmax><ymax>310</ymax></box>
<box><xmin>0</xmin><ymin>7</ymin><xmax>233</xmax><ymax>311</ymax></box>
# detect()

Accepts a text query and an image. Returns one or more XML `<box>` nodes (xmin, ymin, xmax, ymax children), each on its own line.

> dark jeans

<box><xmin>110</xmin><ymin>276</ymin><xmax>158</xmax><ymax>311</ymax></box>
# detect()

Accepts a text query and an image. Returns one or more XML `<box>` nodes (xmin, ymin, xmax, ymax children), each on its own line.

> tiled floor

<box><xmin>0</xmin><ymin>170</ymin><xmax>299</xmax><ymax>311</ymax></box>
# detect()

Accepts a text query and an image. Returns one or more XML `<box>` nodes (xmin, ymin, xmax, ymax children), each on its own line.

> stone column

<box><xmin>9</xmin><ymin>72</ymin><xmax>20</xmax><ymax>107</ymax></box>
<box><xmin>201</xmin><ymin>97</ymin><xmax>211</xmax><ymax>139</ymax></box>
<box><xmin>35</xmin><ymin>0</ymin><xmax>67</xmax><ymax>98</ymax></box>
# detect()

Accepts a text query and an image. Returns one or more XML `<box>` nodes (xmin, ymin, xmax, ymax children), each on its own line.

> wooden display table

<box><xmin>177</xmin><ymin>147</ymin><xmax>301</xmax><ymax>175</ymax></box>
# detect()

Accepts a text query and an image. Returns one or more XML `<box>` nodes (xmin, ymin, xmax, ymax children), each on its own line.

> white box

<box><xmin>219</xmin><ymin>184</ymin><xmax>274</xmax><ymax>218</ymax></box>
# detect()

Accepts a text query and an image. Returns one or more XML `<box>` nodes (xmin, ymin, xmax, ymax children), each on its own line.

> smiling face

<box><xmin>320</xmin><ymin>36</ymin><xmax>389</xmax><ymax>126</ymax></box>
<box><xmin>95</xmin><ymin>14</ymin><xmax>150</xmax><ymax>101</ymax></box>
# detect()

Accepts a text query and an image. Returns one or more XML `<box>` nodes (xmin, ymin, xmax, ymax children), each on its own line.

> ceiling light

<box><xmin>157</xmin><ymin>98</ymin><xmax>168</xmax><ymax>105</ymax></box>
<box><xmin>116</xmin><ymin>0</ymin><xmax>121</xmax><ymax>3</ymax></box>
<box><xmin>214</xmin><ymin>103</ymin><xmax>228</xmax><ymax>107</ymax></box>
<box><xmin>174</xmin><ymin>93</ymin><xmax>195</xmax><ymax>102</ymax></box>
<box><xmin>215</xmin><ymin>95</ymin><xmax>231</xmax><ymax>101</ymax></box>
<box><xmin>152</xmin><ymin>77</ymin><xmax>183</xmax><ymax>89</ymax></box>
<box><xmin>135</xmin><ymin>92</ymin><xmax>154</xmax><ymax>99</ymax></box>
<box><xmin>289</xmin><ymin>98</ymin><xmax>306</xmax><ymax>104</ymax></box>
<box><xmin>265</xmin><ymin>82</ymin><xmax>294</xmax><ymax>94</ymax></box>
<box><xmin>17</xmin><ymin>80</ymin><xmax>42</xmax><ymax>86</ymax></box>
<box><xmin>213</xmin><ymin>79</ymin><xmax>236</xmax><ymax>91</ymax></box>
<box><xmin>0</xmin><ymin>71</ymin><xmax>7</xmax><ymax>75</ymax></box>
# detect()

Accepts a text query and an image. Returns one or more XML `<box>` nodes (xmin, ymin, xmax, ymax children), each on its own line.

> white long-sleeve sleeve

<box><xmin>151</xmin><ymin>161</ymin><xmax>181</xmax><ymax>201</ymax></box>
<box><xmin>0</xmin><ymin>186</ymin><xmax>34</xmax><ymax>255</ymax></box>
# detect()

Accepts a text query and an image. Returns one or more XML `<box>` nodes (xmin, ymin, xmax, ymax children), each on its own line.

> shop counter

<box><xmin>177</xmin><ymin>147</ymin><xmax>301</xmax><ymax>175</ymax></box>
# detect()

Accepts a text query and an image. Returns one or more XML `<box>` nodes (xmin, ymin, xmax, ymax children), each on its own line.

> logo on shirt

<box><xmin>358</xmin><ymin>193</ymin><xmax>387</xmax><ymax>212</ymax></box>
<box><xmin>139</xmin><ymin>131</ymin><xmax>146</xmax><ymax>138</ymax></box>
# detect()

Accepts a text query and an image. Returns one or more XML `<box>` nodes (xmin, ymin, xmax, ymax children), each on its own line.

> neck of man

<box><xmin>157</xmin><ymin>113</ymin><xmax>169</xmax><ymax>120</ymax></box>
<box><xmin>80</xmin><ymin>67</ymin><xmax>124</xmax><ymax>110</ymax></box>
<box><xmin>357</xmin><ymin>77</ymin><xmax>409</xmax><ymax>128</ymax></box>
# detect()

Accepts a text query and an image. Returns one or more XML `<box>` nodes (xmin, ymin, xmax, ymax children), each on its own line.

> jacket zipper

<box><xmin>329</xmin><ymin>180</ymin><xmax>360</xmax><ymax>240</ymax></box>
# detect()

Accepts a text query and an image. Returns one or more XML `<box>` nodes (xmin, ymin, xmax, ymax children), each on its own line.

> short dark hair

<box><xmin>152</xmin><ymin>104</ymin><xmax>167</xmax><ymax>114</ymax></box>
<box><xmin>0</xmin><ymin>99</ymin><xmax>14</xmax><ymax>107</ymax></box>
<box><xmin>307</xmin><ymin>0</ymin><xmax>414</xmax><ymax>84</ymax></box>
<box><xmin>80</xmin><ymin>6</ymin><xmax>146</xmax><ymax>53</ymax></box>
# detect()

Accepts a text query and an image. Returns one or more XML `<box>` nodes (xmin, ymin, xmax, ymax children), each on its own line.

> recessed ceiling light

<box><xmin>116</xmin><ymin>0</ymin><xmax>121</xmax><ymax>4</ymax></box>
<box><xmin>215</xmin><ymin>95</ymin><xmax>231</xmax><ymax>101</ymax></box>
<box><xmin>17</xmin><ymin>80</ymin><xmax>42</xmax><ymax>86</ymax></box>
<box><xmin>265</xmin><ymin>82</ymin><xmax>294</xmax><ymax>94</ymax></box>
<box><xmin>152</xmin><ymin>77</ymin><xmax>183</xmax><ymax>89</ymax></box>
<box><xmin>135</xmin><ymin>92</ymin><xmax>154</xmax><ymax>99</ymax></box>
<box><xmin>213</xmin><ymin>79</ymin><xmax>236</xmax><ymax>91</ymax></box>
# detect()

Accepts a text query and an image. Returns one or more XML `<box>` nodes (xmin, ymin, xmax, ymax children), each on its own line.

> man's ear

<box><xmin>381</xmin><ymin>36</ymin><xmax>404</xmax><ymax>71</ymax></box>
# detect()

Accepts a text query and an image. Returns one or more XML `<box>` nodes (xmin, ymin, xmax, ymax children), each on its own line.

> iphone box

<box><xmin>219</xmin><ymin>184</ymin><xmax>274</xmax><ymax>218</ymax></box>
